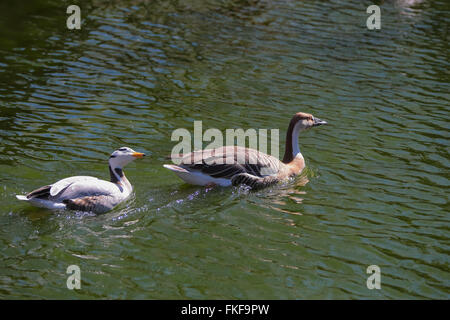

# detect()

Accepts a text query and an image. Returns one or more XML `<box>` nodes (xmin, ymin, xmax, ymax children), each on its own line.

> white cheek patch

<box><xmin>109</xmin><ymin>155</ymin><xmax>134</xmax><ymax>168</ymax></box>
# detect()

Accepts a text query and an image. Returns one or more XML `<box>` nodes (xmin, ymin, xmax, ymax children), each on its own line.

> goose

<box><xmin>16</xmin><ymin>147</ymin><xmax>145</xmax><ymax>213</ymax></box>
<box><xmin>163</xmin><ymin>112</ymin><xmax>327</xmax><ymax>190</ymax></box>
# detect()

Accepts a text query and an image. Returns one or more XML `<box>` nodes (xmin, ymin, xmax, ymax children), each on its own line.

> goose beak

<box><xmin>313</xmin><ymin>117</ymin><xmax>327</xmax><ymax>126</ymax></box>
<box><xmin>132</xmin><ymin>152</ymin><xmax>145</xmax><ymax>158</ymax></box>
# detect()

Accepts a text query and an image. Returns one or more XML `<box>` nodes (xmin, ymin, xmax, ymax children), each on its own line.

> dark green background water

<box><xmin>0</xmin><ymin>0</ymin><xmax>448</xmax><ymax>299</ymax></box>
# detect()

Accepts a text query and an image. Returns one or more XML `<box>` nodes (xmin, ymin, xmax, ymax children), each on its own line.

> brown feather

<box><xmin>176</xmin><ymin>146</ymin><xmax>287</xmax><ymax>180</ymax></box>
<box><xmin>63</xmin><ymin>196</ymin><xmax>111</xmax><ymax>213</ymax></box>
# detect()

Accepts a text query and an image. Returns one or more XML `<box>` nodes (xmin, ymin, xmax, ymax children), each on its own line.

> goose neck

<box><xmin>109</xmin><ymin>165</ymin><xmax>132</xmax><ymax>191</ymax></box>
<box><xmin>282</xmin><ymin>121</ymin><xmax>303</xmax><ymax>164</ymax></box>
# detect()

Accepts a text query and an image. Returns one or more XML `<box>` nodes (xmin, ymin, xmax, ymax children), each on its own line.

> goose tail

<box><xmin>163</xmin><ymin>164</ymin><xmax>189</xmax><ymax>173</ymax></box>
<box><xmin>16</xmin><ymin>195</ymin><xmax>28</xmax><ymax>201</ymax></box>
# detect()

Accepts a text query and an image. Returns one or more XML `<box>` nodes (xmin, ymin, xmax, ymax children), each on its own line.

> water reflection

<box><xmin>396</xmin><ymin>0</ymin><xmax>425</xmax><ymax>16</ymax></box>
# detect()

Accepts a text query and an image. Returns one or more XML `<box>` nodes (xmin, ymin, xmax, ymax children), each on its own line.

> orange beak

<box><xmin>132</xmin><ymin>152</ymin><xmax>145</xmax><ymax>158</ymax></box>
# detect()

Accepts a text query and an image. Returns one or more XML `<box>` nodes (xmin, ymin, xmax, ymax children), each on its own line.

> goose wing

<box><xmin>22</xmin><ymin>176</ymin><xmax>101</xmax><ymax>199</ymax></box>
<box><xmin>50</xmin><ymin>176</ymin><xmax>101</xmax><ymax>196</ymax></box>
<box><xmin>176</xmin><ymin>146</ymin><xmax>284</xmax><ymax>179</ymax></box>
<box><xmin>50</xmin><ymin>176</ymin><xmax>121</xmax><ymax>201</ymax></box>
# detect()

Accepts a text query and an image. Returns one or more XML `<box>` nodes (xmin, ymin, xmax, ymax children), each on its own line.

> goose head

<box><xmin>109</xmin><ymin>147</ymin><xmax>145</xmax><ymax>168</ymax></box>
<box><xmin>290</xmin><ymin>112</ymin><xmax>327</xmax><ymax>132</ymax></box>
<box><xmin>282</xmin><ymin>112</ymin><xmax>327</xmax><ymax>164</ymax></box>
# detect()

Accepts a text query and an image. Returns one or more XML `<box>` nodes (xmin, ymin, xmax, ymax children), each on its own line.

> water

<box><xmin>0</xmin><ymin>0</ymin><xmax>448</xmax><ymax>299</ymax></box>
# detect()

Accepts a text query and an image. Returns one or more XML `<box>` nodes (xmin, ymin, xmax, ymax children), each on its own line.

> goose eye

<box><xmin>119</xmin><ymin>148</ymin><xmax>127</xmax><ymax>152</ymax></box>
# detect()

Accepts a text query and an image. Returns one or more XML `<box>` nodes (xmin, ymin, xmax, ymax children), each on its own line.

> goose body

<box><xmin>16</xmin><ymin>147</ymin><xmax>145</xmax><ymax>213</ymax></box>
<box><xmin>164</xmin><ymin>112</ymin><xmax>326</xmax><ymax>189</ymax></box>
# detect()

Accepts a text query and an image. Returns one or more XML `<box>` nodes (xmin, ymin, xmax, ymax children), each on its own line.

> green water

<box><xmin>0</xmin><ymin>0</ymin><xmax>449</xmax><ymax>299</ymax></box>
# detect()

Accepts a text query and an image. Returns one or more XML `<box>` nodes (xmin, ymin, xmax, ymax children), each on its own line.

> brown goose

<box><xmin>164</xmin><ymin>112</ymin><xmax>327</xmax><ymax>189</ymax></box>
